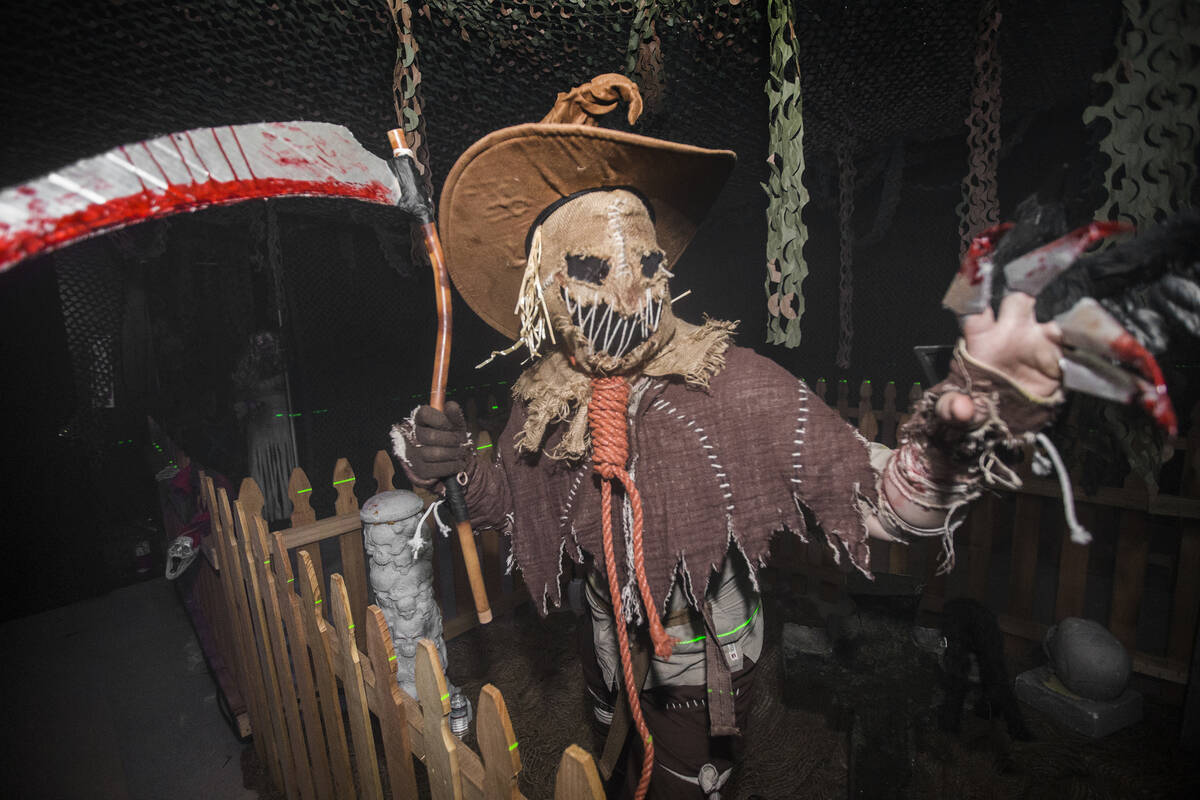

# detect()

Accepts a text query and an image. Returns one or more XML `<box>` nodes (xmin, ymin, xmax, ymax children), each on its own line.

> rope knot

<box><xmin>588</xmin><ymin>376</ymin><xmax>631</xmax><ymax>475</ymax></box>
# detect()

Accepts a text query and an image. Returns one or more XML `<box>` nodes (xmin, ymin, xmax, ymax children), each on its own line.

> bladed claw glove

<box><xmin>390</xmin><ymin>401</ymin><xmax>471</xmax><ymax>488</ymax></box>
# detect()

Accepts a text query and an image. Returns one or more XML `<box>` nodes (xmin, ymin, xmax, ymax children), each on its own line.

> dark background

<box><xmin>0</xmin><ymin>0</ymin><xmax>1174</xmax><ymax>618</ymax></box>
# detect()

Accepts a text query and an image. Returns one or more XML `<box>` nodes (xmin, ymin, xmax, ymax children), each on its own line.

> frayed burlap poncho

<box><xmin>463</xmin><ymin>342</ymin><xmax>877</xmax><ymax>617</ymax></box>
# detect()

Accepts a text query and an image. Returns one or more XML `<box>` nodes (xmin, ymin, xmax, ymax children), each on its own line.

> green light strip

<box><xmin>287</xmin><ymin>577</ymin><xmax>294</xmax><ymax>583</ymax></box>
<box><xmin>348</xmin><ymin>623</ymin><xmax>355</xmax><ymax>631</ymax></box>
<box><xmin>508</xmin><ymin>741</ymin><xmax>518</xmax><ymax>751</ymax></box>
<box><xmin>296</xmin><ymin>488</ymin><xmax>312</xmax><ymax>494</ymax></box>
<box><xmin>476</xmin><ymin>443</ymin><xmax>493</xmax><ymax>450</ymax></box>
<box><xmin>389</xmin><ymin>654</ymin><xmax>397</xmax><ymax>662</ymax></box>
<box><xmin>440</xmin><ymin>692</ymin><xmax>450</xmax><ymax>702</ymax></box>
<box><xmin>332</xmin><ymin>477</ymin><xmax>355</xmax><ymax>486</ymax></box>
<box><xmin>675</xmin><ymin>603</ymin><xmax>761</xmax><ymax>645</ymax></box>
<box><xmin>315</xmin><ymin>598</ymin><xmax>323</xmax><ymax>605</ymax></box>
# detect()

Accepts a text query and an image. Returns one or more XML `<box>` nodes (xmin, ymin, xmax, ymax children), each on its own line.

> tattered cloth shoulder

<box><xmin>500</xmin><ymin>317</ymin><xmax>877</xmax><ymax>616</ymax></box>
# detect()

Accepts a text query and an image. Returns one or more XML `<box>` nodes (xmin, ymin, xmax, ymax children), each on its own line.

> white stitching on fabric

<box><xmin>793</xmin><ymin>382</ymin><xmax>809</xmax><ymax>486</ymax></box>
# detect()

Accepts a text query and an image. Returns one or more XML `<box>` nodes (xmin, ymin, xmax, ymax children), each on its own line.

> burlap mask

<box><xmin>512</xmin><ymin>189</ymin><xmax>736</xmax><ymax>461</ymax></box>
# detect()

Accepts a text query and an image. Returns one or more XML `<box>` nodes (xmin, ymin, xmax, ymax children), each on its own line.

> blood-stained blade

<box><xmin>1056</xmin><ymin>297</ymin><xmax>1177</xmax><ymax>435</ymax></box>
<box><xmin>1004</xmin><ymin>221</ymin><xmax>1132</xmax><ymax>296</ymax></box>
<box><xmin>0</xmin><ymin>121</ymin><xmax>402</xmax><ymax>272</ymax></box>
<box><xmin>941</xmin><ymin>222</ymin><xmax>1012</xmax><ymax>316</ymax></box>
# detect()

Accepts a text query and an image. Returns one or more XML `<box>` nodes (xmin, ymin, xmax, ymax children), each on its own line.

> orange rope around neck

<box><xmin>588</xmin><ymin>376</ymin><xmax>676</xmax><ymax>800</ymax></box>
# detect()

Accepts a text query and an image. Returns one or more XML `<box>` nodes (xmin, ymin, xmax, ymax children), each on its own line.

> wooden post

<box><xmin>1111</xmin><ymin>510</ymin><xmax>1150</xmax><ymax>652</ymax></box>
<box><xmin>857</xmin><ymin>380</ymin><xmax>878</xmax><ymax>442</ymax></box>
<box><xmin>245</xmin><ymin>511</ymin><xmax>318</xmax><ymax>800</ymax></box>
<box><xmin>330</xmin><ymin>573</ymin><xmax>385</xmax><ymax>800</ymax></box>
<box><xmin>1008</xmin><ymin>494</ymin><xmax>1042</xmax><ymax>622</ymax></box>
<box><xmin>334</xmin><ymin>459</ymin><xmax>369</xmax><ymax>650</ymax></box>
<box><xmin>202</xmin><ymin>478</ymin><xmax>271</xmax><ymax>776</ymax></box>
<box><xmin>553</xmin><ymin>745</ymin><xmax>606</xmax><ymax>800</ymax></box>
<box><xmin>233</xmin><ymin>499</ymin><xmax>302</xmax><ymax>800</ymax></box>
<box><xmin>363</xmin><ymin>606</ymin><xmax>419</xmax><ymax>800</ymax></box>
<box><xmin>296</xmin><ymin>551</ymin><xmax>356</xmax><ymax>798</ymax></box>
<box><xmin>415</xmin><ymin>639</ymin><xmax>462</xmax><ymax>800</ymax></box>
<box><xmin>373</xmin><ymin>449</ymin><xmax>396</xmax><ymax>493</ymax></box>
<box><xmin>290</xmin><ymin>467</ymin><xmax>324</xmax><ymax>596</ymax></box>
<box><xmin>476</xmin><ymin>684</ymin><xmax>521</xmax><ymax>800</ymax></box>
<box><xmin>880</xmin><ymin>381</ymin><xmax>898</xmax><ymax>448</ymax></box>
<box><xmin>269</xmin><ymin>530</ymin><xmax>335</xmax><ymax>800</ymax></box>
<box><xmin>1055</xmin><ymin>504</ymin><xmax>1094</xmax><ymax>621</ymax></box>
<box><xmin>239</xmin><ymin>476</ymin><xmax>266</xmax><ymax>520</ymax></box>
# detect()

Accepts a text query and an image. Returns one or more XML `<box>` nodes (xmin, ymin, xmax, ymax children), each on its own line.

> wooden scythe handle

<box><xmin>390</xmin><ymin>128</ymin><xmax>491</xmax><ymax>624</ymax></box>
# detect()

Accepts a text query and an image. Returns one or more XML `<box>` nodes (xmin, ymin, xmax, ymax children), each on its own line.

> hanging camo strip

<box><xmin>835</xmin><ymin>138</ymin><xmax>856</xmax><ymax>369</ymax></box>
<box><xmin>763</xmin><ymin>0</ymin><xmax>808</xmax><ymax>349</ymax></box>
<box><xmin>957</xmin><ymin>0</ymin><xmax>1002</xmax><ymax>260</ymax></box>
<box><xmin>626</xmin><ymin>0</ymin><xmax>665</xmax><ymax>115</ymax></box>
<box><xmin>388</xmin><ymin>0</ymin><xmax>433</xmax><ymax>201</ymax></box>
<box><xmin>1084</xmin><ymin>0</ymin><xmax>1199</xmax><ymax>228</ymax></box>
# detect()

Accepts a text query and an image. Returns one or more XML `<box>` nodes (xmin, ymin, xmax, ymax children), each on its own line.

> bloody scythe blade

<box><xmin>0</xmin><ymin>121</ymin><xmax>403</xmax><ymax>272</ymax></box>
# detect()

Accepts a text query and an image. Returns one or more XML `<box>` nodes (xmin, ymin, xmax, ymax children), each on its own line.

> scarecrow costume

<box><xmin>394</xmin><ymin>75</ymin><xmax>1063</xmax><ymax>799</ymax></box>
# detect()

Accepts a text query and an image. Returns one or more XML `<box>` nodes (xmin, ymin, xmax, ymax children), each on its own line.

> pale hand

<box><xmin>938</xmin><ymin>292</ymin><xmax>1064</xmax><ymax>424</ymax></box>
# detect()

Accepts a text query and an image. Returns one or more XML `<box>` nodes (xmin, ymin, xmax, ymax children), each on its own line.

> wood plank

<box><xmin>211</xmin><ymin>483</ymin><xmax>280</xmax><ymax>786</ymax></box>
<box><xmin>281</xmin><ymin>514</ymin><xmax>362</xmax><ymax>550</ymax></box>
<box><xmin>290</xmin><ymin>467</ymin><xmax>324</xmax><ymax>599</ymax></box>
<box><xmin>476</xmin><ymin>684</ymin><xmax>521</xmax><ymax>800</ymax></box>
<box><xmin>333</xmin><ymin>458</ymin><xmax>369</xmax><ymax>651</ymax></box>
<box><xmin>1008</xmin><ymin>495</ymin><xmax>1041</xmax><ymax>621</ymax></box>
<box><xmin>415</xmin><ymin>639</ymin><xmax>463</xmax><ymax>800</ymax></box>
<box><xmin>247</xmin><ymin>515</ymin><xmax>318</xmax><ymax>800</ymax></box>
<box><xmin>1169</xmin><ymin>523</ymin><xmax>1200</xmax><ymax>663</ymax></box>
<box><xmin>552</xmin><ymin>745</ymin><xmax>606</xmax><ymax>800</ymax></box>
<box><xmin>856</xmin><ymin>380</ymin><xmax>878</xmax><ymax>442</ymax></box>
<box><xmin>330</xmin><ymin>574</ymin><xmax>385</xmax><ymax>800</ymax></box>
<box><xmin>239</xmin><ymin>477</ymin><xmax>266</xmax><ymax>520</ymax></box>
<box><xmin>232</xmin><ymin>499</ymin><xmax>301</xmax><ymax>800</ymax></box>
<box><xmin>373</xmin><ymin>449</ymin><xmax>396</xmax><ymax>494</ymax></box>
<box><xmin>296</xmin><ymin>551</ymin><xmax>356</xmax><ymax>799</ymax></box>
<box><xmin>1110</xmin><ymin>509</ymin><xmax>1150</xmax><ymax>651</ymax></box>
<box><xmin>966</xmin><ymin>495</ymin><xmax>994</xmax><ymax>603</ymax></box>
<box><xmin>1055</xmin><ymin>504</ymin><xmax>1094</xmax><ymax>621</ymax></box>
<box><xmin>363</xmin><ymin>606</ymin><xmax>419</xmax><ymax>800</ymax></box>
<box><xmin>270</xmin><ymin>532</ymin><xmax>335</xmax><ymax>800</ymax></box>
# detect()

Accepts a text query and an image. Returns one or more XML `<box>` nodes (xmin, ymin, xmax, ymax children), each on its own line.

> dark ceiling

<box><xmin>1</xmin><ymin>1</ymin><xmax>1121</xmax><ymax>212</ymax></box>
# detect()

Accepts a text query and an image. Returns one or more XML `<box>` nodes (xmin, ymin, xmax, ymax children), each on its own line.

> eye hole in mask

<box><xmin>640</xmin><ymin>251</ymin><xmax>664</xmax><ymax>279</ymax></box>
<box><xmin>566</xmin><ymin>254</ymin><xmax>610</xmax><ymax>285</ymax></box>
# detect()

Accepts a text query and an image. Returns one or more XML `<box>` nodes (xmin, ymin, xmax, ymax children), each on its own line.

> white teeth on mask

<box><xmin>617</xmin><ymin>313</ymin><xmax>636</xmax><ymax>357</ymax></box>
<box><xmin>562</xmin><ymin>286</ymin><xmax>573</xmax><ymax>314</ymax></box>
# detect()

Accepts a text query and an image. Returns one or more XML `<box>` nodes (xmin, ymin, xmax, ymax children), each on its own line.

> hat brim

<box><xmin>438</xmin><ymin>123</ymin><xmax>736</xmax><ymax>340</ymax></box>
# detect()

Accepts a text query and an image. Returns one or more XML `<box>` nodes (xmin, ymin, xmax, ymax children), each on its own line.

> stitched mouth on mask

<box><xmin>561</xmin><ymin>286</ymin><xmax>665</xmax><ymax>360</ymax></box>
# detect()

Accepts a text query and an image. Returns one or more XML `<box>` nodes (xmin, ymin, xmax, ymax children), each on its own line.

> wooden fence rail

<box><xmin>197</xmin><ymin>456</ymin><xmax>604</xmax><ymax>800</ymax></box>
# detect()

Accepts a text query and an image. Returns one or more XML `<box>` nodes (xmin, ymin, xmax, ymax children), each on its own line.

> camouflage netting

<box><xmin>0</xmin><ymin>0</ymin><xmax>1150</xmax><ymax>614</ymax></box>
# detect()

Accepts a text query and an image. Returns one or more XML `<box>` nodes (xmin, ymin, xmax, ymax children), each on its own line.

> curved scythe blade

<box><xmin>0</xmin><ymin>121</ymin><xmax>402</xmax><ymax>272</ymax></box>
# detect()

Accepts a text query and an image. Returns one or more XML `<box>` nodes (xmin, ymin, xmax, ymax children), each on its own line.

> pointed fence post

<box><xmin>857</xmin><ymin>380</ymin><xmax>878</xmax><ymax>442</ymax></box>
<box><xmin>334</xmin><ymin>458</ymin><xmax>369</xmax><ymax>650</ymax></box>
<box><xmin>296</xmin><ymin>551</ymin><xmax>356</xmax><ymax>799</ymax></box>
<box><xmin>415</xmin><ymin>639</ymin><xmax>462</xmax><ymax>800</ymax></box>
<box><xmin>476</xmin><ymin>684</ymin><xmax>521</xmax><ymax>799</ymax></box>
<box><xmin>553</xmin><ymin>745</ymin><xmax>606</xmax><ymax>800</ymax></box>
<box><xmin>363</xmin><ymin>605</ymin><xmax>419</xmax><ymax>800</ymax></box>
<box><xmin>331</xmin><ymin>573</ymin><xmax>385</xmax><ymax>800</ymax></box>
<box><xmin>290</xmin><ymin>467</ymin><xmax>324</xmax><ymax>592</ymax></box>
<box><xmin>374</xmin><ymin>449</ymin><xmax>396</xmax><ymax>493</ymax></box>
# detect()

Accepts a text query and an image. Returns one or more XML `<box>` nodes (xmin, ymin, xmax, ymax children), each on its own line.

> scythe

<box><xmin>0</xmin><ymin>120</ymin><xmax>493</xmax><ymax>623</ymax></box>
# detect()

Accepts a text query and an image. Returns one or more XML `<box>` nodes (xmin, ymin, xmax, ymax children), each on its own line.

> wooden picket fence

<box><xmin>194</xmin><ymin>451</ymin><xmax>605</xmax><ymax>800</ymax></box>
<box><xmin>773</xmin><ymin>378</ymin><xmax>1200</xmax><ymax>692</ymax></box>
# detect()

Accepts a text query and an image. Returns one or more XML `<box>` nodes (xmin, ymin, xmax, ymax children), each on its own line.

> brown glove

<box><xmin>390</xmin><ymin>401</ymin><xmax>471</xmax><ymax>488</ymax></box>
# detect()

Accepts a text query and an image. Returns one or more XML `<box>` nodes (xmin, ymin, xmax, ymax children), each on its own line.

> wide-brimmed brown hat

<box><xmin>438</xmin><ymin>74</ymin><xmax>737</xmax><ymax>340</ymax></box>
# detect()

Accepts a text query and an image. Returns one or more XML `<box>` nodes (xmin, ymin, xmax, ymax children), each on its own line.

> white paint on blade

<box><xmin>104</xmin><ymin>153</ymin><xmax>168</xmax><ymax>190</ymax></box>
<box><xmin>150</xmin><ymin>139</ymin><xmax>209</xmax><ymax>183</ymax></box>
<box><xmin>46</xmin><ymin>173</ymin><xmax>107</xmax><ymax>204</ymax></box>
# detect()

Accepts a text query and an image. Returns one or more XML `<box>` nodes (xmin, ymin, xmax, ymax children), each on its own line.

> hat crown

<box><xmin>540</xmin><ymin>73</ymin><xmax>644</xmax><ymax>127</ymax></box>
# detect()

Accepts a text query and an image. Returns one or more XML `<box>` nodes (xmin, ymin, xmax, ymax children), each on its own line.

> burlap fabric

<box><xmin>464</xmin><ymin>345</ymin><xmax>876</xmax><ymax>616</ymax></box>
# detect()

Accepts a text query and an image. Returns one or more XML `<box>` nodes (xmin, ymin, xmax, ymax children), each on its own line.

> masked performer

<box><xmin>393</xmin><ymin>75</ymin><xmax>1078</xmax><ymax>800</ymax></box>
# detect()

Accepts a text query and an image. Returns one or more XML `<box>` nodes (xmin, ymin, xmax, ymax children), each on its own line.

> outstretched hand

<box><xmin>937</xmin><ymin>292</ymin><xmax>1064</xmax><ymax>425</ymax></box>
